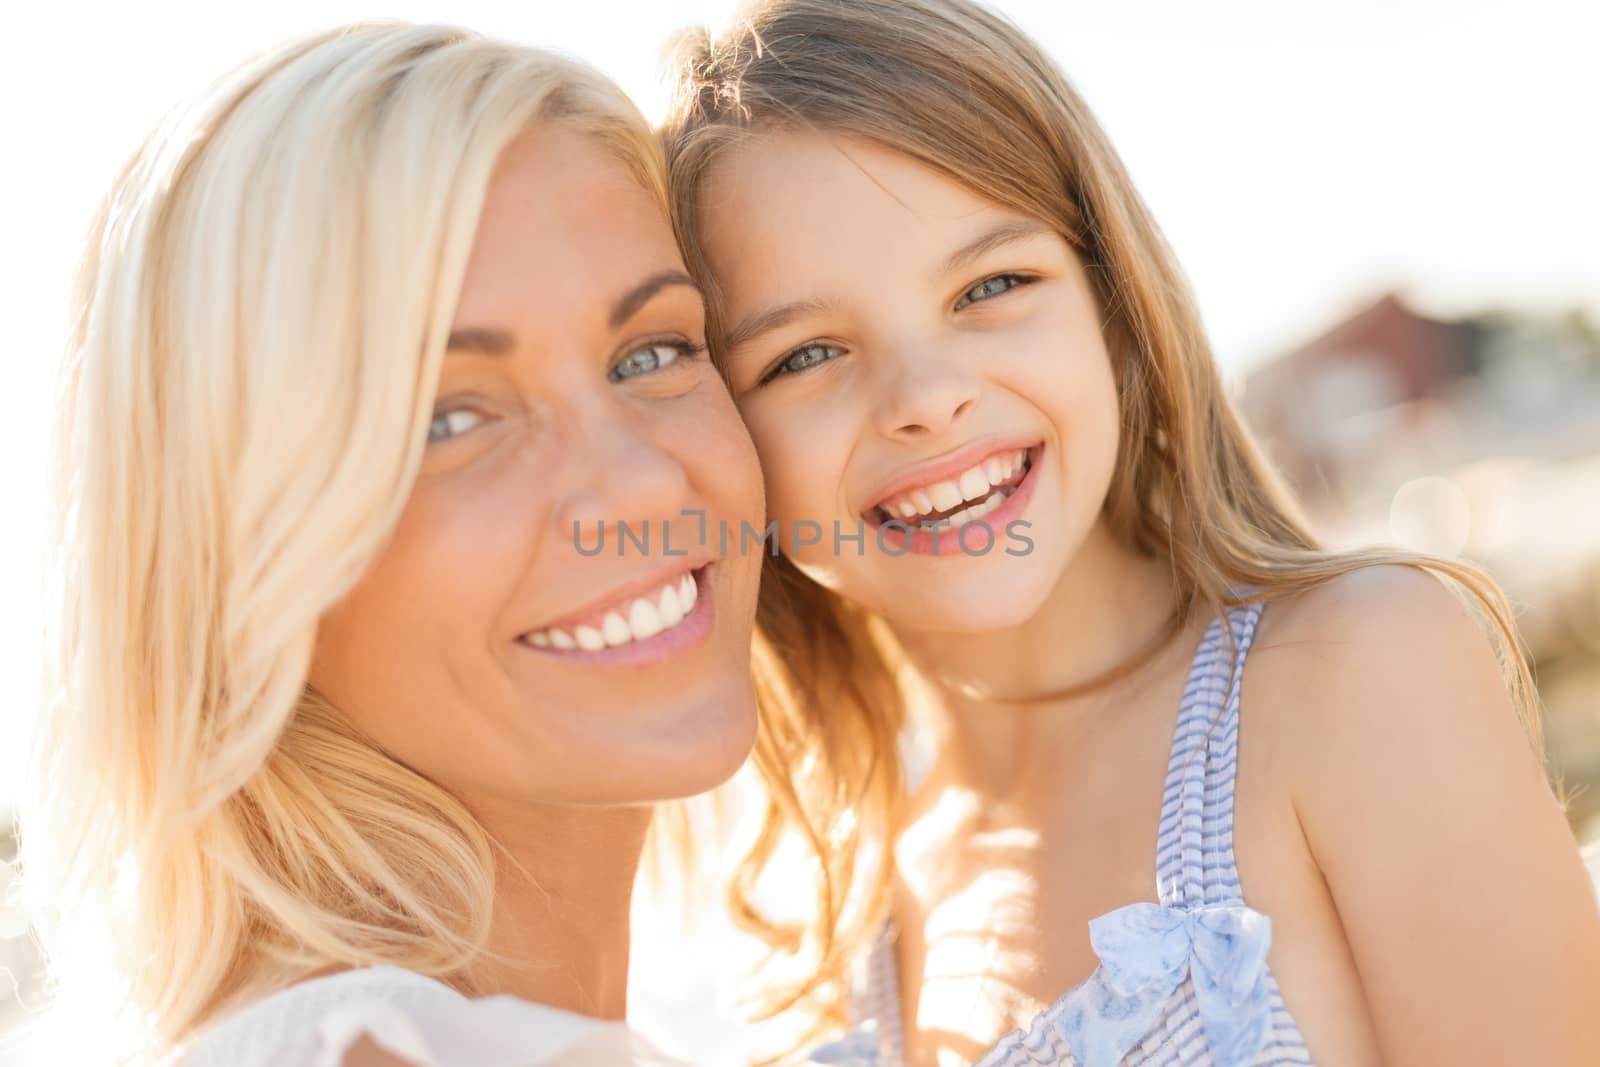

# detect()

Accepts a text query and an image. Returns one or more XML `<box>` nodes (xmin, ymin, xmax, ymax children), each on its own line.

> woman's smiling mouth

<box><xmin>519</xmin><ymin>563</ymin><xmax>715</xmax><ymax>665</ymax></box>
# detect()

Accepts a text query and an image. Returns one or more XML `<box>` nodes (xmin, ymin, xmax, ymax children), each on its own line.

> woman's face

<box><xmin>697</xmin><ymin>131</ymin><xmax>1121</xmax><ymax>633</ymax></box>
<box><xmin>310</xmin><ymin>124</ymin><xmax>765</xmax><ymax>810</ymax></box>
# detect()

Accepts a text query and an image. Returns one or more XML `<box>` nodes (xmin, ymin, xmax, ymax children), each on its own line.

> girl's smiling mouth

<box><xmin>865</xmin><ymin>442</ymin><xmax>1044</xmax><ymax>556</ymax></box>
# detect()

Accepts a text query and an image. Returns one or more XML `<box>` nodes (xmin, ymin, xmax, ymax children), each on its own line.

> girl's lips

<box><xmin>863</xmin><ymin>437</ymin><xmax>1038</xmax><ymax>518</ymax></box>
<box><xmin>517</xmin><ymin>565</ymin><xmax>716</xmax><ymax>667</ymax></box>
<box><xmin>875</xmin><ymin>445</ymin><xmax>1043</xmax><ymax>557</ymax></box>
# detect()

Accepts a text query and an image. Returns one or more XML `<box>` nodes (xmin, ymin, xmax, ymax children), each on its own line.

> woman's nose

<box><xmin>554</xmin><ymin>401</ymin><xmax>692</xmax><ymax>557</ymax></box>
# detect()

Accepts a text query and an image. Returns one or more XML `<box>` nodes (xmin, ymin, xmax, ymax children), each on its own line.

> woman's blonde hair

<box><xmin>661</xmin><ymin>0</ymin><xmax>1548</xmax><ymax>1044</ymax></box>
<box><xmin>22</xmin><ymin>22</ymin><xmax>671</xmax><ymax>1062</ymax></box>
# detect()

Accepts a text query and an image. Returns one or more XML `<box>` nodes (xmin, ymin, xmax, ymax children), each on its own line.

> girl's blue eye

<box><xmin>765</xmin><ymin>342</ymin><xmax>843</xmax><ymax>383</ymax></box>
<box><xmin>427</xmin><ymin>408</ymin><xmax>486</xmax><ymax>443</ymax></box>
<box><xmin>955</xmin><ymin>273</ymin><xmax>1026</xmax><ymax>310</ymax></box>
<box><xmin>611</xmin><ymin>341</ymin><xmax>703</xmax><ymax>381</ymax></box>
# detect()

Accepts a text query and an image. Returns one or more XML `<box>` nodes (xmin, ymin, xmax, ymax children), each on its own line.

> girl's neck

<box><xmin>886</xmin><ymin>519</ymin><xmax>1183</xmax><ymax>785</ymax></box>
<box><xmin>464</xmin><ymin>799</ymin><xmax>653</xmax><ymax>1019</ymax></box>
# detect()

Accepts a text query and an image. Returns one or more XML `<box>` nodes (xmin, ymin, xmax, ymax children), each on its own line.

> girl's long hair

<box><xmin>662</xmin><ymin>0</ymin><xmax>1545</xmax><ymax>1043</ymax></box>
<box><xmin>21</xmin><ymin>23</ymin><xmax>673</xmax><ymax>1062</ymax></box>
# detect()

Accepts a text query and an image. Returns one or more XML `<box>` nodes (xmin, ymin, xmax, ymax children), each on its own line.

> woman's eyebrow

<box><xmin>445</xmin><ymin>327</ymin><xmax>515</xmax><ymax>356</ymax></box>
<box><xmin>940</xmin><ymin>219</ymin><xmax>1055</xmax><ymax>276</ymax></box>
<box><xmin>445</xmin><ymin>270</ymin><xmax>703</xmax><ymax>356</ymax></box>
<box><xmin>609</xmin><ymin>269</ymin><xmax>701</xmax><ymax>328</ymax></box>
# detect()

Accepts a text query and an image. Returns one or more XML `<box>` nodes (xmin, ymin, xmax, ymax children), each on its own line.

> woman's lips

<box><xmin>517</xmin><ymin>564</ymin><xmax>715</xmax><ymax>667</ymax></box>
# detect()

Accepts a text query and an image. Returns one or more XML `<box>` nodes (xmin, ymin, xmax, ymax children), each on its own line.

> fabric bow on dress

<box><xmin>1055</xmin><ymin>901</ymin><xmax>1274</xmax><ymax>1067</ymax></box>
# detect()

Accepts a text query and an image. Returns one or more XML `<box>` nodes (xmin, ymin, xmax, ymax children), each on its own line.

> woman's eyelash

<box><xmin>955</xmin><ymin>272</ymin><xmax>1036</xmax><ymax>310</ymax></box>
<box><xmin>610</xmin><ymin>338</ymin><xmax>709</xmax><ymax>382</ymax></box>
<box><xmin>427</xmin><ymin>406</ymin><xmax>488</xmax><ymax>444</ymax></box>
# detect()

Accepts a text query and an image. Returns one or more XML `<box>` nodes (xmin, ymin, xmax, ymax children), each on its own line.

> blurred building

<box><xmin>1241</xmin><ymin>293</ymin><xmax>1600</xmax><ymax>840</ymax></box>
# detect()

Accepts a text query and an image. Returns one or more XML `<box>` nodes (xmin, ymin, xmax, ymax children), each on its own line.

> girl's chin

<box><xmin>869</xmin><ymin>580</ymin><xmax>1058</xmax><ymax>636</ymax></box>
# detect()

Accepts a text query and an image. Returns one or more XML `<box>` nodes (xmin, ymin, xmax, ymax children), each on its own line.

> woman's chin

<box><xmin>618</xmin><ymin>684</ymin><xmax>760</xmax><ymax>803</ymax></box>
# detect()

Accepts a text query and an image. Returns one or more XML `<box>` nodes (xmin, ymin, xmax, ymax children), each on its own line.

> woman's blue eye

<box><xmin>765</xmin><ymin>342</ymin><xmax>843</xmax><ymax>383</ymax></box>
<box><xmin>611</xmin><ymin>341</ymin><xmax>702</xmax><ymax>381</ymax></box>
<box><xmin>955</xmin><ymin>273</ymin><xmax>1026</xmax><ymax>310</ymax></box>
<box><xmin>427</xmin><ymin>408</ymin><xmax>486</xmax><ymax>443</ymax></box>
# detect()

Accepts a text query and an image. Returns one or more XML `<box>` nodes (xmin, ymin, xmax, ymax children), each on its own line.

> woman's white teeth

<box><xmin>878</xmin><ymin>448</ymin><xmax>1029</xmax><ymax>523</ymax></box>
<box><xmin>627</xmin><ymin>596</ymin><xmax>662</xmax><ymax>640</ymax></box>
<box><xmin>524</xmin><ymin>572</ymin><xmax>699</xmax><ymax>651</ymax></box>
<box><xmin>601</xmin><ymin>613</ymin><xmax>631</xmax><ymax>647</ymax></box>
<box><xmin>658</xmin><ymin>581</ymin><xmax>684</xmax><ymax>627</ymax></box>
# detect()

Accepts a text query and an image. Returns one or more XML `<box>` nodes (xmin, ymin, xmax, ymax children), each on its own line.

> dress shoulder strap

<box><xmin>1153</xmin><ymin>599</ymin><xmax>1265</xmax><ymax>910</ymax></box>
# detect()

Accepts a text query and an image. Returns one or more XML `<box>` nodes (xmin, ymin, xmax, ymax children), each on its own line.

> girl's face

<box><xmin>699</xmin><ymin>131</ymin><xmax>1120</xmax><ymax>632</ymax></box>
<box><xmin>309</xmin><ymin>124</ymin><xmax>765</xmax><ymax>811</ymax></box>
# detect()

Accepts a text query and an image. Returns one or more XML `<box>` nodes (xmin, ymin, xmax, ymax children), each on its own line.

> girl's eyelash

<box><xmin>955</xmin><ymin>271</ymin><xmax>1037</xmax><ymax>310</ymax></box>
<box><xmin>760</xmin><ymin>341</ymin><xmax>844</xmax><ymax>385</ymax></box>
<box><xmin>752</xmin><ymin>274</ymin><xmax>1037</xmax><ymax>387</ymax></box>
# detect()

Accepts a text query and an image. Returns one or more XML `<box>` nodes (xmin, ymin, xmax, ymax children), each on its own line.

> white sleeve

<box><xmin>181</xmin><ymin>969</ymin><xmax>690</xmax><ymax>1067</ymax></box>
<box><xmin>313</xmin><ymin>992</ymin><xmax>693</xmax><ymax>1067</ymax></box>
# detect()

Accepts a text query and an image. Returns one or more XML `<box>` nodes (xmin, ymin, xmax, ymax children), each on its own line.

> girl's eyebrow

<box><xmin>724</xmin><ymin>296</ymin><xmax>841</xmax><ymax>352</ymax></box>
<box><xmin>940</xmin><ymin>219</ymin><xmax>1055</xmax><ymax>276</ymax></box>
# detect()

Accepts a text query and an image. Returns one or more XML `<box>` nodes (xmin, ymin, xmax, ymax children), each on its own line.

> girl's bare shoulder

<box><xmin>1243</xmin><ymin>564</ymin><xmax>1511</xmax><ymax>759</ymax></box>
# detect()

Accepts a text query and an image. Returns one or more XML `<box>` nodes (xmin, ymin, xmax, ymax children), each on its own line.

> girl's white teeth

<box><xmin>945</xmin><ymin>489</ymin><xmax>1010</xmax><ymax>528</ymax></box>
<box><xmin>957</xmin><ymin>468</ymin><xmax>989</xmax><ymax>502</ymax></box>
<box><xmin>879</xmin><ymin>448</ymin><xmax>1030</xmax><ymax>522</ymax></box>
<box><xmin>929</xmin><ymin>481</ymin><xmax>964</xmax><ymax>511</ymax></box>
<box><xmin>524</xmin><ymin>572</ymin><xmax>699</xmax><ymax>651</ymax></box>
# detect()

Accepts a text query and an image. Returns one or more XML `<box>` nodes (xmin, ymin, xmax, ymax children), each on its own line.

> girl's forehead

<box><xmin>709</xmin><ymin>130</ymin><xmax>988</xmax><ymax>217</ymax></box>
<box><xmin>700</xmin><ymin>129</ymin><xmax>1025</xmax><ymax>285</ymax></box>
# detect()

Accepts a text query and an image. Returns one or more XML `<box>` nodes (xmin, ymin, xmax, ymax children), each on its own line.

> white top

<box><xmin>180</xmin><ymin>966</ymin><xmax>689</xmax><ymax>1067</ymax></box>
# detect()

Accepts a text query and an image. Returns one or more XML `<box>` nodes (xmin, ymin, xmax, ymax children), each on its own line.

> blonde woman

<box><xmin>662</xmin><ymin>0</ymin><xmax>1600</xmax><ymax>1064</ymax></box>
<box><xmin>21</xmin><ymin>22</ymin><xmax>765</xmax><ymax>1067</ymax></box>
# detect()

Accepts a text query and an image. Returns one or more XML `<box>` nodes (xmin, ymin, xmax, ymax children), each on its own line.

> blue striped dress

<box><xmin>812</xmin><ymin>601</ymin><xmax>1315</xmax><ymax>1067</ymax></box>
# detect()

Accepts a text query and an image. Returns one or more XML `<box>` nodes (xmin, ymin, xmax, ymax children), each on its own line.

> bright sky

<box><xmin>1</xmin><ymin>0</ymin><xmax>1596</xmax><ymax>810</ymax></box>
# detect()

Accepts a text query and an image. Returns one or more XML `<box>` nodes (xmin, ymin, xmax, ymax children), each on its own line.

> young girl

<box><xmin>661</xmin><ymin>1</ymin><xmax>1600</xmax><ymax>1064</ymax></box>
<box><xmin>20</xmin><ymin>22</ymin><xmax>769</xmax><ymax>1067</ymax></box>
